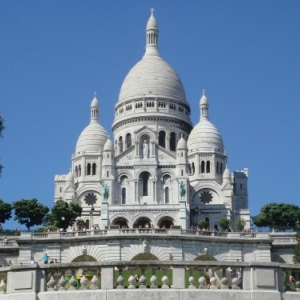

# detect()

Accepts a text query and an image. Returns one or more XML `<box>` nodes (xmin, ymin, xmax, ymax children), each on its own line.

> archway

<box><xmin>157</xmin><ymin>217</ymin><xmax>174</xmax><ymax>229</ymax></box>
<box><xmin>134</xmin><ymin>217</ymin><xmax>152</xmax><ymax>228</ymax></box>
<box><xmin>112</xmin><ymin>217</ymin><xmax>129</xmax><ymax>228</ymax></box>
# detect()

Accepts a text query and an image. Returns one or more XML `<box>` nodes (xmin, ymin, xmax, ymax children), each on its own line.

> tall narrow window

<box><xmin>206</xmin><ymin>161</ymin><xmax>210</xmax><ymax>173</ymax></box>
<box><xmin>181</xmin><ymin>170</ymin><xmax>183</xmax><ymax>176</ymax></box>
<box><xmin>165</xmin><ymin>187</ymin><xmax>169</xmax><ymax>204</ymax></box>
<box><xmin>201</xmin><ymin>161</ymin><xmax>205</xmax><ymax>173</ymax></box>
<box><xmin>216</xmin><ymin>162</ymin><xmax>219</xmax><ymax>174</ymax></box>
<box><xmin>189</xmin><ymin>164</ymin><xmax>192</xmax><ymax>175</ymax></box>
<box><xmin>170</xmin><ymin>132</ymin><xmax>176</xmax><ymax>151</ymax></box>
<box><xmin>78</xmin><ymin>165</ymin><xmax>81</xmax><ymax>176</ymax></box>
<box><xmin>220</xmin><ymin>163</ymin><xmax>223</xmax><ymax>174</ymax></box>
<box><xmin>119</xmin><ymin>136</ymin><xmax>123</xmax><ymax>153</ymax></box>
<box><xmin>141</xmin><ymin>172</ymin><xmax>150</xmax><ymax>196</ymax></box>
<box><xmin>192</xmin><ymin>162</ymin><xmax>195</xmax><ymax>174</ymax></box>
<box><xmin>126</xmin><ymin>133</ymin><xmax>132</xmax><ymax>149</ymax></box>
<box><xmin>121</xmin><ymin>188</ymin><xmax>126</xmax><ymax>204</ymax></box>
<box><xmin>87</xmin><ymin>163</ymin><xmax>91</xmax><ymax>175</ymax></box>
<box><xmin>75</xmin><ymin>166</ymin><xmax>78</xmax><ymax>177</ymax></box>
<box><xmin>205</xmin><ymin>217</ymin><xmax>210</xmax><ymax>228</ymax></box>
<box><xmin>107</xmin><ymin>171</ymin><xmax>109</xmax><ymax>177</ymax></box>
<box><xmin>92</xmin><ymin>163</ymin><xmax>96</xmax><ymax>175</ymax></box>
<box><xmin>159</xmin><ymin>131</ymin><xmax>166</xmax><ymax>148</ymax></box>
<box><xmin>86</xmin><ymin>219</ymin><xmax>90</xmax><ymax>230</ymax></box>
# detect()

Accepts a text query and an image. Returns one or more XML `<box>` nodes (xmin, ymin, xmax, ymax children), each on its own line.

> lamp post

<box><xmin>89</xmin><ymin>205</ymin><xmax>95</xmax><ymax>230</ymax></box>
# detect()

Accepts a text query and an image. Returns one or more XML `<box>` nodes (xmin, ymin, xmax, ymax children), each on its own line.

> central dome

<box><xmin>117</xmin><ymin>10</ymin><xmax>187</xmax><ymax>105</ymax></box>
<box><xmin>118</xmin><ymin>54</ymin><xmax>187</xmax><ymax>104</ymax></box>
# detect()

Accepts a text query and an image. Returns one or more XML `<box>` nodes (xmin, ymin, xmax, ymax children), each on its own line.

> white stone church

<box><xmin>54</xmin><ymin>10</ymin><xmax>250</xmax><ymax>231</ymax></box>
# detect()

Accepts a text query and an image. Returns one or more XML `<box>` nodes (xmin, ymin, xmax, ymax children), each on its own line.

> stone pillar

<box><xmin>172</xmin><ymin>266</ymin><xmax>185</xmax><ymax>288</ymax></box>
<box><xmin>98</xmin><ymin>154</ymin><xmax>102</xmax><ymax>181</ymax></box>
<box><xmin>101</xmin><ymin>266</ymin><xmax>114</xmax><ymax>290</ymax></box>
<box><xmin>166</xmin><ymin>134</ymin><xmax>170</xmax><ymax>151</ymax></box>
<box><xmin>153</xmin><ymin>180</ymin><xmax>157</xmax><ymax>203</ymax></box>
<box><xmin>195</xmin><ymin>153</ymin><xmax>200</xmax><ymax>175</ymax></box>
<box><xmin>82</xmin><ymin>156</ymin><xmax>86</xmax><ymax>176</ymax></box>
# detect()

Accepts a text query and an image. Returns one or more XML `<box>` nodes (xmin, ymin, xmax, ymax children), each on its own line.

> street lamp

<box><xmin>89</xmin><ymin>205</ymin><xmax>95</xmax><ymax>230</ymax></box>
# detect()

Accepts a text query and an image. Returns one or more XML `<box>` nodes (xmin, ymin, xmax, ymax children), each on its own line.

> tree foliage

<box><xmin>47</xmin><ymin>200</ymin><xmax>82</xmax><ymax>229</ymax></box>
<box><xmin>218</xmin><ymin>217</ymin><xmax>230</xmax><ymax>231</ymax></box>
<box><xmin>252</xmin><ymin>203</ymin><xmax>300</xmax><ymax>231</ymax></box>
<box><xmin>13</xmin><ymin>199</ymin><xmax>49</xmax><ymax>231</ymax></box>
<box><xmin>198</xmin><ymin>220</ymin><xmax>208</xmax><ymax>230</ymax></box>
<box><xmin>0</xmin><ymin>199</ymin><xmax>12</xmax><ymax>224</ymax></box>
<box><xmin>293</xmin><ymin>230</ymin><xmax>300</xmax><ymax>263</ymax></box>
<box><xmin>76</xmin><ymin>219</ymin><xmax>87</xmax><ymax>229</ymax></box>
<box><xmin>235</xmin><ymin>218</ymin><xmax>246</xmax><ymax>231</ymax></box>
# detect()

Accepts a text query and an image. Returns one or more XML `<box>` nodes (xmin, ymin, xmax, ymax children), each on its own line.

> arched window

<box><xmin>78</xmin><ymin>165</ymin><xmax>81</xmax><ymax>176</ymax></box>
<box><xmin>181</xmin><ymin>169</ymin><xmax>183</xmax><ymax>176</ymax></box>
<box><xmin>216</xmin><ymin>162</ymin><xmax>219</xmax><ymax>174</ymax></box>
<box><xmin>165</xmin><ymin>187</ymin><xmax>169</xmax><ymax>204</ymax></box>
<box><xmin>181</xmin><ymin>152</ymin><xmax>183</xmax><ymax>157</ymax></box>
<box><xmin>189</xmin><ymin>164</ymin><xmax>192</xmax><ymax>175</ymax></box>
<box><xmin>205</xmin><ymin>217</ymin><xmax>210</xmax><ymax>229</ymax></box>
<box><xmin>85</xmin><ymin>219</ymin><xmax>90</xmax><ymax>230</ymax></box>
<box><xmin>141</xmin><ymin>172</ymin><xmax>150</xmax><ymax>196</ymax></box>
<box><xmin>75</xmin><ymin>166</ymin><xmax>78</xmax><ymax>177</ymax></box>
<box><xmin>126</xmin><ymin>133</ymin><xmax>132</xmax><ymax>149</ymax></box>
<box><xmin>87</xmin><ymin>163</ymin><xmax>91</xmax><ymax>175</ymax></box>
<box><xmin>170</xmin><ymin>132</ymin><xmax>176</xmax><ymax>151</ymax></box>
<box><xmin>92</xmin><ymin>163</ymin><xmax>96</xmax><ymax>175</ymax></box>
<box><xmin>192</xmin><ymin>162</ymin><xmax>195</xmax><ymax>174</ymax></box>
<box><xmin>121</xmin><ymin>188</ymin><xmax>126</xmax><ymax>204</ymax></box>
<box><xmin>107</xmin><ymin>171</ymin><xmax>109</xmax><ymax>177</ymax></box>
<box><xmin>206</xmin><ymin>161</ymin><xmax>210</xmax><ymax>173</ymax></box>
<box><xmin>159</xmin><ymin>131</ymin><xmax>166</xmax><ymax>148</ymax></box>
<box><xmin>220</xmin><ymin>163</ymin><xmax>223</xmax><ymax>174</ymax></box>
<box><xmin>201</xmin><ymin>161</ymin><xmax>205</xmax><ymax>173</ymax></box>
<box><xmin>119</xmin><ymin>136</ymin><xmax>123</xmax><ymax>153</ymax></box>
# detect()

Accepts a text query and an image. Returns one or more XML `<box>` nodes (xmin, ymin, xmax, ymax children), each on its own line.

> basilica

<box><xmin>54</xmin><ymin>10</ymin><xmax>250</xmax><ymax>231</ymax></box>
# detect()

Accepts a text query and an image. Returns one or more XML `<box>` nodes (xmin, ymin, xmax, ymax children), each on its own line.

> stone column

<box><xmin>166</xmin><ymin>134</ymin><xmax>170</xmax><ymax>151</ymax></box>
<box><xmin>101</xmin><ymin>266</ymin><xmax>114</xmax><ymax>290</ymax></box>
<box><xmin>195</xmin><ymin>153</ymin><xmax>200</xmax><ymax>175</ymax></box>
<box><xmin>172</xmin><ymin>266</ymin><xmax>185</xmax><ymax>288</ymax></box>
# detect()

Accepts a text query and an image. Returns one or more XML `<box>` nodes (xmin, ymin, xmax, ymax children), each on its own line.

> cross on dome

<box><xmin>150</xmin><ymin>8</ymin><xmax>154</xmax><ymax>16</ymax></box>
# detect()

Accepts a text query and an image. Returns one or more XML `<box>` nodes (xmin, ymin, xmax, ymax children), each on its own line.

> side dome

<box><xmin>187</xmin><ymin>91</ymin><xmax>224</xmax><ymax>153</ymax></box>
<box><xmin>188</xmin><ymin>119</ymin><xmax>224</xmax><ymax>152</ymax></box>
<box><xmin>103</xmin><ymin>138</ymin><xmax>114</xmax><ymax>151</ymax></box>
<box><xmin>75</xmin><ymin>94</ymin><xmax>108</xmax><ymax>154</ymax></box>
<box><xmin>75</xmin><ymin>123</ymin><xmax>108</xmax><ymax>154</ymax></box>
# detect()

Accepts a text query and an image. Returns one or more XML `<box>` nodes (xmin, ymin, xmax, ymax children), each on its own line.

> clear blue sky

<box><xmin>1</xmin><ymin>1</ymin><xmax>300</xmax><ymax>229</ymax></box>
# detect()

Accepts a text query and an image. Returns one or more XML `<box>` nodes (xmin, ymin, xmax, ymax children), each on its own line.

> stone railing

<box><xmin>19</xmin><ymin>229</ymin><xmax>271</xmax><ymax>240</ymax></box>
<box><xmin>0</xmin><ymin>261</ymin><xmax>300</xmax><ymax>299</ymax></box>
<box><xmin>0</xmin><ymin>240</ymin><xmax>18</xmax><ymax>248</ymax></box>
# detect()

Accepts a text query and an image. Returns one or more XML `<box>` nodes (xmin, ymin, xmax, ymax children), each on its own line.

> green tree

<box><xmin>252</xmin><ymin>203</ymin><xmax>300</xmax><ymax>231</ymax></box>
<box><xmin>0</xmin><ymin>199</ymin><xmax>12</xmax><ymax>225</ymax></box>
<box><xmin>76</xmin><ymin>219</ymin><xmax>87</xmax><ymax>229</ymax></box>
<box><xmin>13</xmin><ymin>199</ymin><xmax>49</xmax><ymax>231</ymax></box>
<box><xmin>198</xmin><ymin>220</ymin><xmax>208</xmax><ymax>230</ymax></box>
<box><xmin>47</xmin><ymin>200</ymin><xmax>82</xmax><ymax>230</ymax></box>
<box><xmin>0</xmin><ymin>114</ymin><xmax>4</xmax><ymax>175</ymax></box>
<box><xmin>235</xmin><ymin>218</ymin><xmax>246</xmax><ymax>231</ymax></box>
<box><xmin>218</xmin><ymin>217</ymin><xmax>230</xmax><ymax>231</ymax></box>
<box><xmin>293</xmin><ymin>229</ymin><xmax>300</xmax><ymax>263</ymax></box>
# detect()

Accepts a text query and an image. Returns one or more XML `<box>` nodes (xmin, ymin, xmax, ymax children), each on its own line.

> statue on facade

<box><xmin>179</xmin><ymin>181</ymin><xmax>186</xmax><ymax>199</ymax></box>
<box><xmin>102</xmin><ymin>184</ymin><xmax>109</xmax><ymax>201</ymax></box>
<box><xmin>143</xmin><ymin>140</ymin><xmax>148</xmax><ymax>159</ymax></box>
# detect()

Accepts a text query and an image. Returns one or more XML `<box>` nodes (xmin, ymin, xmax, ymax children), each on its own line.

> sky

<box><xmin>1</xmin><ymin>1</ymin><xmax>300</xmax><ymax>229</ymax></box>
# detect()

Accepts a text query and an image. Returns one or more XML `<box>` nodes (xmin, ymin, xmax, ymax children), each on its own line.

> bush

<box><xmin>218</xmin><ymin>218</ymin><xmax>230</xmax><ymax>231</ymax></box>
<box><xmin>198</xmin><ymin>220</ymin><xmax>208</xmax><ymax>230</ymax></box>
<box><xmin>131</xmin><ymin>253</ymin><xmax>159</xmax><ymax>260</ymax></box>
<box><xmin>235</xmin><ymin>218</ymin><xmax>246</xmax><ymax>231</ymax></box>
<box><xmin>194</xmin><ymin>254</ymin><xmax>217</xmax><ymax>261</ymax></box>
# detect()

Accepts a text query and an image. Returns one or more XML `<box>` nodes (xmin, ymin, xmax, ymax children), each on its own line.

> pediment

<box><xmin>134</xmin><ymin>125</ymin><xmax>157</xmax><ymax>135</ymax></box>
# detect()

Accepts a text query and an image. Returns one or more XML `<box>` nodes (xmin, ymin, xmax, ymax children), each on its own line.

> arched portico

<box><xmin>112</xmin><ymin>217</ymin><xmax>129</xmax><ymax>228</ymax></box>
<box><xmin>133</xmin><ymin>216</ymin><xmax>152</xmax><ymax>228</ymax></box>
<box><xmin>157</xmin><ymin>216</ymin><xmax>174</xmax><ymax>229</ymax></box>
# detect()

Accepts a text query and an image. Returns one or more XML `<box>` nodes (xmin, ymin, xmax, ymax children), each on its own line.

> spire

<box><xmin>90</xmin><ymin>92</ymin><xmax>99</xmax><ymax>123</ymax></box>
<box><xmin>199</xmin><ymin>89</ymin><xmax>209</xmax><ymax>121</ymax></box>
<box><xmin>145</xmin><ymin>8</ymin><xmax>159</xmax><ymax>54</ymax></box>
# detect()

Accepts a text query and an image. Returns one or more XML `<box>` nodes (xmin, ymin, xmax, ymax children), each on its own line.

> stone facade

<box><xmin>54</xmin><ymin>10</ymin><xmax>250</xmax><ymax>231</ymax></box>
